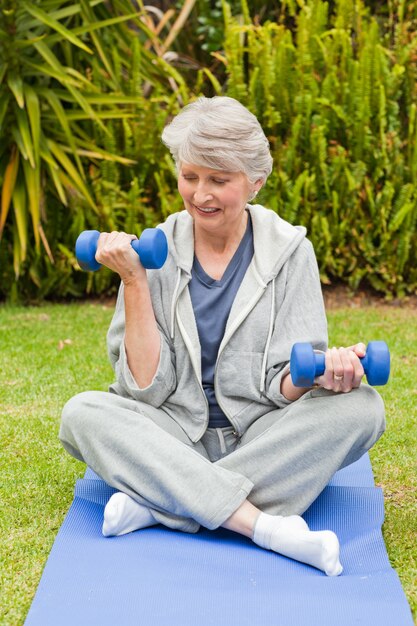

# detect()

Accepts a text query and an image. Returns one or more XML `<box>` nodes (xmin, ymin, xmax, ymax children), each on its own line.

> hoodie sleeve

<box><xmin>107</xmin><ymin>283</ymin><xmax>177</xmax><ymax>406</ymax></box>
<box><xmin>264</xmin><ymin>238</ymin><xmax>328</xmax><ymax>407</ymax></box>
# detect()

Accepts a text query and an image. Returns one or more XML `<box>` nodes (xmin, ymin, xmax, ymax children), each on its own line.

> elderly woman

<box><xmin>60</xmin><ymin>96</ymin><xmax>385</xmax><ymax>576</ymax></box>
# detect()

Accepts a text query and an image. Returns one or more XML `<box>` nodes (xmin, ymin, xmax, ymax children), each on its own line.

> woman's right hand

<box><xmin>95</xmin><ymin>231</ymin><xmax>147</xmax><ymax>285</ymax></box>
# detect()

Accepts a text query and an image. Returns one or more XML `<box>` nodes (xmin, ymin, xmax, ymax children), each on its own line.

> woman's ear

<box><xmin>254</xmin><ymin>178</ymin><xmax>264</xmax><ymax>193</ymax></box>
<box><xmin>250</xmin><ymin>178</ymin><xmax>264</xmax><ymax>199</ymax></box>
<box><xmin>248</xmin><ymin>179</ymin><xmax>264</xmax><ymax>202</ymax></box>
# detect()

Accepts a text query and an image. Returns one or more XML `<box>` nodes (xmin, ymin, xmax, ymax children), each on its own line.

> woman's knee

<box><xmin>60</xmin><ymin>391</ymin><xmax>109</xmax><ymax>442</ymax></box>
<box><xmin>337</xmin><ymin>384</ymin><xmax>386</xmax><ymax>446</ymax></box>
<box><xmin>356</xmin><ymin>384</ymin><xmax>386</xmax><ymax>440</ymax></box>
<box><xmin>308</xmin><ymin>384</ymin><xmax>385</xmax><ymax>445</ymax></box>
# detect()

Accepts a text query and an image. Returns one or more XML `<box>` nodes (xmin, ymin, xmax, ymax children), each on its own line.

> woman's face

<box><xmin>178</xmin><ymin>162</ymin><xmax>261</xmax><ymax>236</ymax></box>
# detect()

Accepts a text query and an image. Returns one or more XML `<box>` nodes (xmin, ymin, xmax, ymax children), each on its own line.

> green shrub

<box><xmin>221</xmin><ymin>0</ymin><xmax>417</xmax><ymax>296</ymax></box>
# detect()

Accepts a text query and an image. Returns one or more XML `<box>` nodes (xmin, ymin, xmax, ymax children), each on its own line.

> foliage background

<box><xmin>1</xmin><ymin>0</ymin><xmax>417</xmax><ymax>301</ymax></box>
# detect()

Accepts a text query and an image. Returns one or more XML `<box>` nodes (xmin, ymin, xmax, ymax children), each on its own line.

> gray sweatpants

<box><xmin>59</xmin><ymin>385</ymin><xmax>385</xmax><ymax>533</ymax></box>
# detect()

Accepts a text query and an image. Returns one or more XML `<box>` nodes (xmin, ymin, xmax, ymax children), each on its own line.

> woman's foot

<box><xmin>102</xmin><ymin>492</ymin><xmax>157</xmax><ymax>537</ymax></box>
<box><xmin>253</xmin><ymin>512</ymin><xmax>343</xmax><ymax>576</ymax></box>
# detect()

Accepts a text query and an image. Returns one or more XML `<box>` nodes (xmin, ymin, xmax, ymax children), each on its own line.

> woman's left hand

<box><xmin>315</xmin><ymin>343</ymin><xmax>366</xmax><ymax>393</ymax></box>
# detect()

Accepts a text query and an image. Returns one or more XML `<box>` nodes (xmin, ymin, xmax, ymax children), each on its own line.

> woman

<box><xmin>60</xmin><ymin>96</ymin><xmax>385</xmax><ymax>576</ymax></box>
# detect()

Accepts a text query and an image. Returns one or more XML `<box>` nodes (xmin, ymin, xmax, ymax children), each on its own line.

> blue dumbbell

<box><xmin>75</xmin><ymin>228</ymin><xmax>168</xmax><ymax>271</ymax></box>
<box><xmin>290</xmin><ymin>341</ymin><xmax>390</xmax><ymax>387</ymax></box>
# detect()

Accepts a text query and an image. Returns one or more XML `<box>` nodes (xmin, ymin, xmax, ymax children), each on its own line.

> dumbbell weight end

<box><xmin>360</xmin><ymin>341</ymin><xmax>390</xmax><ymax>386</ymax></box>
<box><xmin>290</xmin><ymin>343</ymin><xmax>325</xmax><ymax>387</ymax></box>
<box><xmin>135</xmin><ymin>228</ymin><xmax>168</xmax><ymax>270</ymax></box>
<box><xmin>75</xmin><ymin>230</ymin><xmax>101</xmax><ymax>272</ymax></box>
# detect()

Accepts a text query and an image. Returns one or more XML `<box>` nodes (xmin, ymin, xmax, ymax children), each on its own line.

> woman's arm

<box><xmin>96</xmin><ymin>231</ymin><xmax>160</xmax><ymax>389</ymax></box>
<box><xmin>123</xmin><ymin>279</ymin><xmax>161</xmax><ymax>389</ymax></box>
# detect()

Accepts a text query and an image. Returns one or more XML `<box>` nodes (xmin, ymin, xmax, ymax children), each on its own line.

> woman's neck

<box><xmin>193</xmin><ymin>210</ymin><xmax>249</xmax><ymax>281</ymax></box>
<box><xmin>194</xmin><ymin>210</ymin><xmax>248</xmax><ymax>256</ymax></box>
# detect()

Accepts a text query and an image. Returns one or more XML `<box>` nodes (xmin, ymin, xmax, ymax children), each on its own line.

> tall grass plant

<box><xmin>0</xmin><ymin>0</ymin><xmax>206</xmax><ymax>301</ymax></box>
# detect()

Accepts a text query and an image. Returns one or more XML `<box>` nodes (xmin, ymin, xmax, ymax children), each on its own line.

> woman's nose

<box><xmin>193</xmin><ymin>183</ymin><xmax>214</xmax><ymax>204</ymax></box>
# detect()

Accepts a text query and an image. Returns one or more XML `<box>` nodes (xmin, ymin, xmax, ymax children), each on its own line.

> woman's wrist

<box><xmin>121</xmin><ymin>268</ymin><xmax>147</xmax><ymax>288</ymax></box>
<box><xmin>280</xmin><ymin>372</ymin><xmax>314</xmax><ymax>401</ymax></box>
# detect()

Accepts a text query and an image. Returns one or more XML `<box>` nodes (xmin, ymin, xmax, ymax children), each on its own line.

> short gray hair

<box><xmin>161</xmin><ymin>96</ymin><xmax>273</xmax><ymax>184</ymax></box>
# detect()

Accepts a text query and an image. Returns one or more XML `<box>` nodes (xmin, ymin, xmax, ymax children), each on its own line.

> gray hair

<box><xmin>161</xmin><ymin>96</ymin><xmax>273</xmax><ymax>185</ymax></box>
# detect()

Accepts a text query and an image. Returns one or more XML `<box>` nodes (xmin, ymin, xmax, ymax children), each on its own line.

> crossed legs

<box><xmin>60</xmin><ymin>386</ymin><xmax>385</xmax><ymax>575</ymax></box>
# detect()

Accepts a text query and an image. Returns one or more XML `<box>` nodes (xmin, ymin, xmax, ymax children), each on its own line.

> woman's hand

<box><xmin>95</xmin><ymin>231</ymin><xmax>146</xmax><ymax>285</ymax></box>
<box><xmin>315</xmin><ymin>344</ymin><xmax>366</xmax><ymax>393</ymax></box>
<box><xmin>281</xmin><ymin>342</ymin><xmax>367</xmax><ymax>401</ymax></box>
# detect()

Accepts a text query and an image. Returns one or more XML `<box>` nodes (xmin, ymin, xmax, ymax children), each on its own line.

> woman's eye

<box><xmin>181</xmin><ymin>175</ymin><xmax>227</xmax><ymax>184</ymax></box>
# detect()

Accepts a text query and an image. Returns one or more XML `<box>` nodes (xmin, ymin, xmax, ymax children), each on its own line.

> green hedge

<box><xmin>1</xmin><ymin>0</ymin><xmax>417</xmax><ymax>300</ymax></box>
<box><xmin>221</xmin><ymin>0</ymin><xmax>417</xmax><ymax>295</ymax></box>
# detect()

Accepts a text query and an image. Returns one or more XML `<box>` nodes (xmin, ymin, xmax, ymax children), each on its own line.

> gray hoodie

<box><xmin>107</xmin><ymin>204</ymin><xmax>328</xmax><ymax>442</ymax></box>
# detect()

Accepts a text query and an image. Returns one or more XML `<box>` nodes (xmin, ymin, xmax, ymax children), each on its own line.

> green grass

<box><xmin>0</xmin><ymin>301</ymin><xmax>416</xmax><ymax>625</ymax></box>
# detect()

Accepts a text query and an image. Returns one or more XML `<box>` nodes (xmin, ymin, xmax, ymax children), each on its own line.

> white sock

<box><xmin>253</xmin><ymin>512</ymin><xmax>343</xmax><ymax>576</ymax></box>
<box><xmin>102</xmin><ymin>492</ymin><xmax>157</xmax><ymax>537</ymax></box>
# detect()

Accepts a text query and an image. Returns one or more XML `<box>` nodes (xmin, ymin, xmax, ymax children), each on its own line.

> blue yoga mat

<box><xmin>25</xmin><ymin>455</ymin><xmax>413</xmax><ymax>626</ymax></box>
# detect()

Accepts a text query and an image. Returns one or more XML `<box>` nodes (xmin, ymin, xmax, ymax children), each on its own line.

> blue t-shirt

<box><xmin>189</xmin><ymin>215</ymin><xmax>254</xmax><ymax>428</ymax></box>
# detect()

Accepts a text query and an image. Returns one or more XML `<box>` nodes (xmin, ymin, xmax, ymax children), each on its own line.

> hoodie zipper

<box><xmin>213</xmin><ymin>282</ymin><xmax>268</xmax><ymax>438</ymax></box>
<box><xmin>173</xmin><ymin>276</ymin><xmax>210</xmax><ymax>439</ymax></box>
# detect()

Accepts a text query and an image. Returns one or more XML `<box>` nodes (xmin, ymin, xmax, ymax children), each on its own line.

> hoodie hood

<box><xmin>159</xmin><ymin>203</ymin><xmax>306</xmax><ymax>284</ymax></box>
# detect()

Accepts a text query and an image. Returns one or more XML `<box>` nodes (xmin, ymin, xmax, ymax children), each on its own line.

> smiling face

<box><xmin>178</xmin><ymin>162</ymin><xmax>262</xmax><ymax>239</ymax></box>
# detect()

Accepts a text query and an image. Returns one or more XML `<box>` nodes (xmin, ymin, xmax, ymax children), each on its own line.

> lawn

<box><xmin>0</xmin><ymin>300</ymin><xmax>416</xmax><ymax>625</ymax></box>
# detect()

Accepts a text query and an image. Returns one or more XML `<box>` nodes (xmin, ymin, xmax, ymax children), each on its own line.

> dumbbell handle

<box><xmin>312</xmin><ymin>350</ymin><xmax>380</xmax><ymax>378</ymax></box>
<box><xmin>290</xmin><ymin>341</ymin><xmax>390</xmax><ymax>387</ymax></box>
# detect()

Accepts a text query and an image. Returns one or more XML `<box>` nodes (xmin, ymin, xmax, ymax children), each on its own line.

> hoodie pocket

<box><xmin>217</xmin><ymin>350</ymin><xmax>264</xmax><ymax>401</ymax></box>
